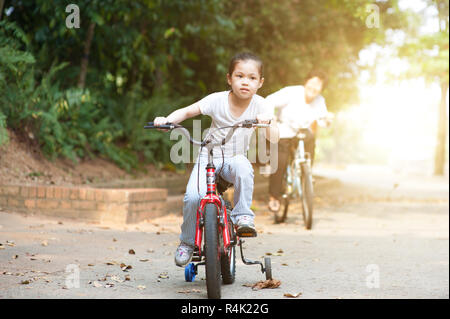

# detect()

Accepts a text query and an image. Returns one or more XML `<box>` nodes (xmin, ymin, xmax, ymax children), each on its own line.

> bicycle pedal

<box><xmin>237</xmin><ymin>229</ymin><xmax>257</xmax><ymax>238</ymax></box>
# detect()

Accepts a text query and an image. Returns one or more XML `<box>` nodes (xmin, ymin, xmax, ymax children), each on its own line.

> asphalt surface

<box><xmin>0</xmin><ymin>165</ymin><xmax>448</xmax><ymax>299</ymax></box>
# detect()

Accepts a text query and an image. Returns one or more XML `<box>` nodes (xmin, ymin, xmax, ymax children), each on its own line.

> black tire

<box><xmin>221</xmin><ymin>245</ymin><xmax>236</xmax><ymax>284</ymax></box>
<box><xmin>204</xmin><ymin>204</ymin><xmax>221</xmax><ymax>299</ymax></box>
<box><xmin>221</xmin><ymin>208</ymin><xmax>236</xmax><ymax>284</ymax></box>
<box><xmin>274</xmin><ymin>166</ymin><xmax>292</xmax><ymax>224</ymax></box>
<box><xmin>274</xmin><ymin>197</ymin><xmax>289</xmax><ymax>224</ymax></box>
<box><xmin>264</xmin><ymin>257</ymin><xmax>272</xmax><ymax>280</ymax></box>
<box><xmin>300</xmin><ymin>163</ymin><xmax>314</xmax><ymax>230</ymax></box>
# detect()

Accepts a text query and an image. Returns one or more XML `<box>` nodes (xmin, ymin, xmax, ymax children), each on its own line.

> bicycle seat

<box><xmin>216</xmin><ymin>175</ymin><xmax>233</xmax><ymax>195</ymax></box>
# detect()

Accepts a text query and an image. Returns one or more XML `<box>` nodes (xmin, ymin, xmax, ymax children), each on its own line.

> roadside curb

<box><xmin>0</xmin><ymin>166</ymin><xmax>339</xmax><ymax>224</ymax></box>
<box><xmin>0</xmin><ymin>185</ymin><xmax>167</xmax><ymax>224</ymax></box>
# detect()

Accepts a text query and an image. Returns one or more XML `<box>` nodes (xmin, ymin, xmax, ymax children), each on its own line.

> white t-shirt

<box><xmin>265</xmin><ymin>85</ymin><xmax>328</xmax><ymax>139</ymax></box>
<box><xmin>198</xmin><ymin>91</ymin><xmax>270</xmax><ymax>158</ymax></box>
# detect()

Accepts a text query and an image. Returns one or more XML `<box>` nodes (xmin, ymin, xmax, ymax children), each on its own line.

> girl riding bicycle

<box><xmin>153</xmin><ymin>52</ymin><xmax>278</xmax><ymax>267</ymax></box>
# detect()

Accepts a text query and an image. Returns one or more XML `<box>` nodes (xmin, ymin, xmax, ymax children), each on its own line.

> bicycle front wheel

<box><xmin>274</xmin><ymin>165</ymin><xmax>293</xmax><ymax>224</ymax></box>
<box><xmin>204</xmin><ymin>203</ymin><xmax>221</xmax><ymax>299</ymax></box>
<box><xmin>300</xmin><ymin>163</ymin><xmax>314</xmax><ymax>230</ymax></box>
<box><xmin>274</xmin><ymin>197</ymin><xmax>289</xmax><ymax>223</ymax></box>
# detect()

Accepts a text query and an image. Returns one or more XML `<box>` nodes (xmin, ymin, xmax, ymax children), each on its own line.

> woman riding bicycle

<box><xmin>153</xmin><ymin>52</ymin><xmax>278</xmax><ymax>267</ymax></box>
<box><xmin>265</xmin><ymin>70</ymin><xmax>333</xmax><ymax>213</ymax></box>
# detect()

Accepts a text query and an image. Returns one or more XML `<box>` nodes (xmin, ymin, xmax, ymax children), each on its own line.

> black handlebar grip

<box><xmin>144</xmin><ymin>122</ymin><xmax>178</xmax><ymax>129</ymax></box>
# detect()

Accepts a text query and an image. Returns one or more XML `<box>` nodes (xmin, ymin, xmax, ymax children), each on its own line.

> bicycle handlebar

<box><xmin>144</xmin><ymin>120</ymin><xmax>270</xmax><ymax>148</ymax></box>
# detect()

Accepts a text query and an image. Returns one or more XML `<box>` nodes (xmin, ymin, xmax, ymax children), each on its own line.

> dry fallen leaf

<box><xmin>41</xmin><ymin>241</ymin><xmax>48</xmax><ymax>247</ymax></box>
<box><xmin>177</xmin><ymin>289</ymin><xmax>202</xmax><ymax>294</ymax></box>
<box><xmin>21</xmin><ymin>280</ymin><xmax>30</xmax><ymax>285</ymax></box>
<box><xmin>284</xmin><ymin>292</ymin><xmax>302</xmax><ymax>298</ymax></box>
<box><xmin>120</xmin><ymin>264</ymin><xmax>133</xmax><ymax>271</ymax></box>
<box><xmin>88</xmin><ymin>264</ymin><xmax>94</xmax><ymax>267</ymax></box>
<box><xmin>124</xmin><ymin>275</ymin><xmax>131</xmax><ymax>281</ymax></box>
<box><xmin>244</xmin><ymin>279</ymin><xmax>281</xmax><ymax>290</ymax></box>
<box><xmin>158</xmin><ymin>272</ymin><xmax>169</xmax><ymax>279</ymax></box>
<box><xmin>128</xmin><ymin>249</ymin><xmax>136</xmax><ymax>255</ymax></box>
<box><xmin>106</xmin><ymin>261</ymin><xmax>118</xmax><ymax>265</ymax></box>
<box><xmin>139</xmin><ymin>259</ymin><xmax>149</xmax><ymax>262</ymax></box>
<box><xmin>6</xmin><ymin>241</ymin><xmax>15</xmax><ymax>247</ymax></box>
<box><xmin>110</xmin><ymin>275</ymin><xmax>123</xmax><ymax>283</ymax></box>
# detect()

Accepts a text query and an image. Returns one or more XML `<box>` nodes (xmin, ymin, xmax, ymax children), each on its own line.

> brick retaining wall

<box><xmin>0</xmin><ymin>185</ymin><xmax>167</xmax><ymax>224</ymax></box>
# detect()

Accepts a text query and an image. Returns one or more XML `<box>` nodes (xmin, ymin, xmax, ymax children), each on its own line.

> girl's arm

<box><xmin>154</xmin><ymin>103</ymin><xmax>201</xmax><ymax>126</ymax></box>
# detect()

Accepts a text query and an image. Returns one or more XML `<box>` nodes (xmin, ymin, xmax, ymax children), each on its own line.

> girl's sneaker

<box><xmin>236</xmin><ymin>215</ymin><xmax>257</xmax><ymax>237</ymax></box>
<box><xmin>174</xmin><ymin>243</ymin><xmax>194</xmax><ymax>267</ymax></box>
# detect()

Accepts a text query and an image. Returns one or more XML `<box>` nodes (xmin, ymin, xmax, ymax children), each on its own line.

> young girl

<box><xmin>153</xmin><ymin>52</ymin><xmax>278</xmax><ymax>267</ymax></box>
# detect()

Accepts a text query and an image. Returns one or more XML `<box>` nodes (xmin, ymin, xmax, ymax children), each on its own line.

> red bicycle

<box><xmin>145</xmin><ymin>120</ymin><xmax>272</xmax><ymax>299</ymax></box>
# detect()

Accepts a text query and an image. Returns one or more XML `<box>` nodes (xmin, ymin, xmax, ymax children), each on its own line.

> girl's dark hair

<box><xmin>228</xmin><ymin>52</ymin><xmax>264</xmax><ymax>78</ymax></box>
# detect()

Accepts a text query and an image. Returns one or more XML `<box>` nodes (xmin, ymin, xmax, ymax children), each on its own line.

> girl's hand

<box><xmin>154</xmin><ymin>117</ymin><xmax>169</xmax><ymax>126</ymax></box>
<box><xmin>153</xmin><ymin>116</ymin><xmax>170</xmax><ymax>131</ymax></box>
<box><xmin>256</xmin><ymin>113</ymin><xmax>273</xmax><ymax>125</ymax></box>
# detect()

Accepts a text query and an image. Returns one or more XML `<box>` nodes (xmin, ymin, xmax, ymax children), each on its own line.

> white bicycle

<box><xmin>274</xmin><ymin>128</ymin><xmax>314</xmax><ymax>229</ymax></box>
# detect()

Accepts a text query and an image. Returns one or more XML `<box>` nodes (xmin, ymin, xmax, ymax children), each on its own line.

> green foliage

<box><xmin>1</xmin><ymin>0</ymin><xmax>407</xmax><ymax>170</ymax></box>
<box><xmin>224</xmin><ymin>0</ymin><xmax>404</xmax><ymax>109</ymax></box>
<box><xmin>0</xmin><ymin>110</ymin><xmax>8</xmax><ymax>146</ymax></box>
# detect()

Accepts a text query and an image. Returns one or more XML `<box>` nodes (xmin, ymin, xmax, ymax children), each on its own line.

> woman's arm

<box><xmin>256</xmin><ymin>113</ymin><xmax>280</xmax><ymax>144</ymax></box>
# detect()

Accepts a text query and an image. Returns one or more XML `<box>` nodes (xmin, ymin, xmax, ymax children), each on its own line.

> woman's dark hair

<box><xmin>228</xmin><ymin>52</ymin><xmax>264</xmax><ymax>78</ymax></box>
<box><xmin>305</xmin><ymin>69</ymin><xmax>328</xmax><ymax>88</ymax></box>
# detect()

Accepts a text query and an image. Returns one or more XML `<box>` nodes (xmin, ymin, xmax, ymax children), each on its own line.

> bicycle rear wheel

<box><xmin>204</xmin><ymin>203</ymin><xmax>221</xmax><ymax>299</ymax></box>
<box><xmin>221</xmin><ymin>208</ymin><xmax>236</xmax><ymax>284</ymax></box>
<box><xmin>300</xmin><ymin>163</ymin><xmax>314</xmax><ymax>230</ymax></box>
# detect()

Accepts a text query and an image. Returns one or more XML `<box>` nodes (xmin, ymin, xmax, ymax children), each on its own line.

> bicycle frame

<box><xmin>144</xmin><ymin>120</ymin><xmax>273</xmax><ymax>294</ymax></box>
<box><xmin>286</xmin><ymin>136</ymin><xmax>310</xmax><ymax>199</ymax></box>
<box><xmin>194</xmin><ymin>155</ymin><xmax>232</xmax><ymax>258</ymax></box>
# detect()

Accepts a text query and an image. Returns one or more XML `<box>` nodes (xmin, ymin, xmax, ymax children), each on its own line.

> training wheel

<box><xmin>264</xmin><ymin>257</ymin><xmax>272</xmax><ymax>280</ymax></box>
<box><xmin>184</xmin><ymin>263</ymin><xmax>196</xmax><ymax>282</ymax></box>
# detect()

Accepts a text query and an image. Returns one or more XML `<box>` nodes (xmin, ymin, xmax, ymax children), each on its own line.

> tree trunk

<box><xmin>0</xmin><ymin>0</ymin><xmax>5</xmax><ymax>21</ymax></box>
<box><xmin>434</xmin><ymin>81</ymin><xmax>449</xmax><ymax>175</ymax></box>
<box><xmin>77</xmin><ymin>22</ymin><xmax>96</xmax><ymax>89</ymax></box>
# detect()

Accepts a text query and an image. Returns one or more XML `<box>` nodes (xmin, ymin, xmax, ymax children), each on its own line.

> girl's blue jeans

<box><xmin>180</xmin><ymin>154</ymin><xmax>254</xmax><ymax>247</ymax></box>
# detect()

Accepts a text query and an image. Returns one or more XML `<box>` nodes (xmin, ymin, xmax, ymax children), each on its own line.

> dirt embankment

<box><xmin>0</xmin><ymin>129</ymin><xmax>179</xmax><ymax>187</ymax></box>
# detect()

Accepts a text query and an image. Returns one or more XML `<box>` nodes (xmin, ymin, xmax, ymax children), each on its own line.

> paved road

<box><xmin>0</xmin><ymin>165</ymin><xmax>448</xmax><ymax>299</ymax></box>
